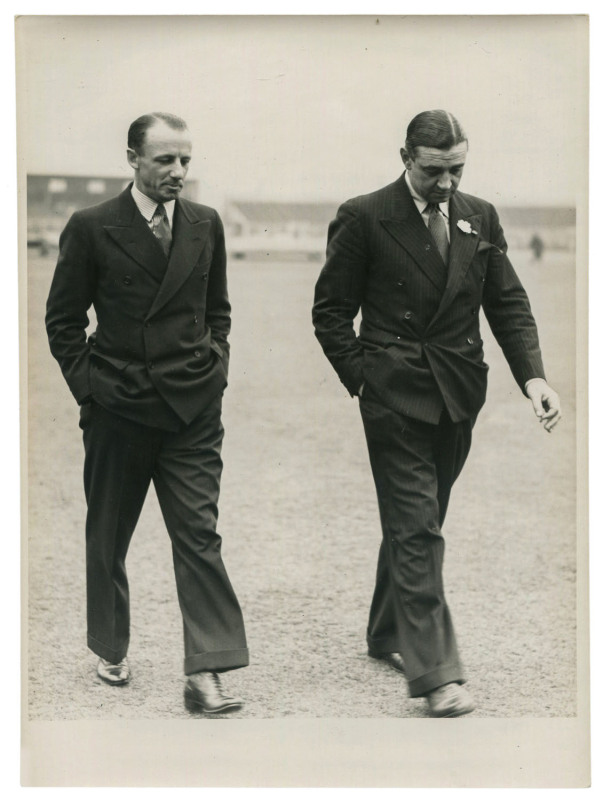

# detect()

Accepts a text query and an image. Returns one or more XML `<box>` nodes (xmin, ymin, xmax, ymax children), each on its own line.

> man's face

<box><xmin>401</xmin><ymin>141</ymin><xmax>468</xmax><ymax>203</ymax></box>
<box><xmin>127</xmin><ymin>121</ymin><xmax>192</xmax><ymax>203</ymax></box>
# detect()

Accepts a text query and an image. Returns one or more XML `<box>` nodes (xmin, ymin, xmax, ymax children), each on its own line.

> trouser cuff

<box><xmin>184</xmin><ymin>648</ymin><xmax>250</xmax><ymax>675</ymax></box>
<box><xmin>407</xmin><ymin>664</ymin><xmax>466</xmax><ymax>698</ymax></box>
<box><xmin>88</xmin><ymin>634</ymin><xmax>128</xmax><ymax>663</ymax></box>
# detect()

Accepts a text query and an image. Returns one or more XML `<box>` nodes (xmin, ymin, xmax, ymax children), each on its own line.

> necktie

<box><xmin>152</xmin><ymin>203</ymin><xmax>172</xmax><ymax>258</ymax></box>
<box><xmin>426</xmin><ymin>203</ymin><xmax>449</xmax><ymax>265</ymax></box>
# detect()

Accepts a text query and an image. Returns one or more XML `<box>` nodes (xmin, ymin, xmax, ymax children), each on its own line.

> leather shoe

<box><xmin>426</xmin><ymin>683</ymin><xmax>475</xmax><ymax>717</ymax></box>
<box><xmin>368</xmin><ymin>650</ymin><xmax>405</xmax><ymax>673</ymax></box>
<box><xmin>97</xmin><ymin>657</ymin><xmax>131</xmax><ymax>686</ymax></box>
<box><xmin>184</xmin><ymin>672</ymin><xmax>243</xmax><ymax>714</ymax></box>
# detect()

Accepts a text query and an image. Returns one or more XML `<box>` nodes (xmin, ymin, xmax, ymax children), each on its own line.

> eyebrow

<box><xmin>423</xmin><ymin>163</ymin><xmax>464</xmax><ymax>172</ymax></box>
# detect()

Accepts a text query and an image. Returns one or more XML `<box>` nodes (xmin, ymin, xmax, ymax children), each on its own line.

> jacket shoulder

<box><xmin>177</xmin><ymin>197</ymin><xmax>219</xmax><ymax>221</ymax></box>
<box><xmin>454</xmin><ymin>189</ymin><xmax>497</xmax><ymax>215</ymax></box>
<box><xmin>334</xmin><ymin>180</ymin><xmax>403</xmax><ymax>225</ymax></box>
<box><xmin>68</xmin><ymin>193</ymin><xmax>123</xmax><ymax>221</ymax></box>
<box><xmin>342</xmin><ymin>179</ymin><xmax>401</xmax><ymax>208</ymax></box>
<box><xmin>68</xmin><ymin>192</ymin><xmax>221</xmax><ymax>227</ymax></box>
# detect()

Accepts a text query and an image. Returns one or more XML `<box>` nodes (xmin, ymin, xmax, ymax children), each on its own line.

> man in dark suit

<box><xmin>46</xmin><ymin>112</ymin><xmax>248</xmax><ymax>713</ymax></box>
<box><xmin>312</xmin><ymin>109</ymin><xmax>561</xmax><ymax>717</ymax></box>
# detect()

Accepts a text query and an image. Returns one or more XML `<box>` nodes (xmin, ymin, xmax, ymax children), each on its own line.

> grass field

<box><xmin>26</xmin><ymin>245</ymin><xmax>579</xmax><ymax>719</ymax></box>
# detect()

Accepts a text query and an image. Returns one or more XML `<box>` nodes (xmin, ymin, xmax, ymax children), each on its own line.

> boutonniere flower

<box><xmin>457</xmin><ymin>219</ymin><xmax>478</xmax><ymax>235</ymax></box>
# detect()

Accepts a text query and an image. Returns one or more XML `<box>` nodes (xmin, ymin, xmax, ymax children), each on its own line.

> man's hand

<box><xmin>525</xmin><ymin>378</ymin><xmax>562</xmax><ymax>432</ymax></box>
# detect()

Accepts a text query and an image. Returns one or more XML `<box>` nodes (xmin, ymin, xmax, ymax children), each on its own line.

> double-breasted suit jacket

<box><xmin>313</xmin><ymin>174</ymin><xmax>546</xmax><ymax>423</ymax></box>
<box><xmin>46</xmin><ymin>185</ymin><xmax>230</xmax><ymax>430</ymax></box>
<box><xmin>46</xmin><ymin>186</ymin><xmax>249</xmax><ymax>674</ymax></box>
<box><xmin>313</xmin><ymin>174</ymin><xmax>548</xmax><ymax>695</ymax></box>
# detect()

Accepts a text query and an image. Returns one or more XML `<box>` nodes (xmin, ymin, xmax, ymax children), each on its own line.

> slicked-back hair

<box><xmin>404</xmin><ymin>110</ymin><xmax>468</xmax><ymax>158</ymax></box>
<box><xmin>127</xmin><ymin>112</ymin><xmax>188</xmax><ymax>154</ymax></box>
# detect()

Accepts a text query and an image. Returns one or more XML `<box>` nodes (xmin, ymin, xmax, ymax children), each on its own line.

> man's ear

<box><xmin>400</xmin><ymin>148</ymin><xmax>412</xmax><ymax>170</ymax></box>
<box><xmin>126</xmin><ymin>148</ymin><xmax>139</xmax><ymax>170</ymax></box>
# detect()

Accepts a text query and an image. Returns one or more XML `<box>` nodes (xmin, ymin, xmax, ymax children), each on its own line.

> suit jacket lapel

<box><xmin>146</xmin><ymin>200</ymin><xmax>211</xmax><ymax>319</ymax></box>
<box><xmin>431</xmin><ymin>192</ymin><xmax>482</xmax><ymax>322</ymax></box>
<box><xmin>103</xmin><ymin>188</ymin><xmax>168</xmax><ymax>284</ymax></box>
<box><xmin>380</xmin><ymin>176</ymin><xmax>448</xmax><ymax>294</ymax></box>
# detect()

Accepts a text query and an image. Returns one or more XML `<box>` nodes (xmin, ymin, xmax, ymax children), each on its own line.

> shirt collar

<box><xmin>130</xmin><ymin>183</ymin><xmax>176</xmax><ymax>226</ymax></box>
<box><xmin>404</xmin><ymin>171</ymin><xmax>449</xmax><ymax>218</ymax></box>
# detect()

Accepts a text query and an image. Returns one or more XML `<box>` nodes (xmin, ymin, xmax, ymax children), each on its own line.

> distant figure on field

<box><xmin>529</xmin><ymin>233</ymin><xmax>545</xmax><ymax>260</ymax></box>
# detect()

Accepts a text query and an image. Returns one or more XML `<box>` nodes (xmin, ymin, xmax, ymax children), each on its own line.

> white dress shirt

<box><xmin>131</xmin><ymin>183</ymin><xmax>175</xmax><ymax>230</ymax></box>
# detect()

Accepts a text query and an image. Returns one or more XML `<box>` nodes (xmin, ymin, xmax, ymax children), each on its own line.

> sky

<box><xmin>16</xmin><ymin>15</ymin><xmax>587</xmax><ymax>210</ymax></box>
<box><xmin>16</xmin><ymin>15</ymin><xmax>588</xmax><ymax>210</ymax></box>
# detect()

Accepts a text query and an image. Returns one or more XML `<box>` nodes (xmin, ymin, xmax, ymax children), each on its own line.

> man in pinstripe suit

<box><xmin>312</xmin><ymin>110</ymin><xmax>561</xmax><ymax>717</ymax></box>
<box><xmin>46</xmin><ymin>113</ymin><xmax>248</xmax><ymax>713</ymax></box>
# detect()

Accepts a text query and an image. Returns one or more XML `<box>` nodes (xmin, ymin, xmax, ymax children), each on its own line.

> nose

<box><xmin>170</xmin><ymin>161</ymin><xmax>186</xmax><ymax>180</ymax></box>
<box><xmin>437</xmin><ymin>172</ymin><xmax>452</xmax><ymax>190</ymax></box>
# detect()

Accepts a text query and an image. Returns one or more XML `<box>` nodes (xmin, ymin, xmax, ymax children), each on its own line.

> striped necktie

<box><xmin>152</xmin><ymin>203</ymin><xmax>172</xmax><ymax>258</ymax></box>
<box><xmin>426</xmin><ymin>203</ymin><xmax>449</xmax><ymax>265</ymax></box>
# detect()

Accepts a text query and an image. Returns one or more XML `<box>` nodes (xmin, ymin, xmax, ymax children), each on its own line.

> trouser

<box><xmin>80</xmin><ymin>396</ymin><xmax>249</xmax><ymax>675</ymax></box>
<box><xmin>359</xmin><ymin>390</ymin><xmax>474</xmax><ymax>697</ymax></box>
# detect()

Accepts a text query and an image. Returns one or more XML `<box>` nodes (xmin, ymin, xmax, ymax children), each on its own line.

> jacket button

<box><xmin>471</xmin><ymin>308</ymin><xmax>477</xmax><ymax>315</ymax></box>
<box><xmin>144</xmin><ymin>321</ymin><xmax>151</xmax><ymax>328</ymax></box>
<box><xmin>123</xmin><ymin>276</ymin><xmax>132</xmax><ymax>285</ymax></box>
<box><xmin>194</xmin><ymin>350</ymin><xmax>201</xmax><ymax>358</ymax></box>
<box><xmin>397</xmin><ymin>279</ymin><xmax>406</xmax><ymax>287</ymax></box>
<box><xmin>404</xmin><ymin>311</ymin><xmax>413</xmax><ymax>320</ymax></box>
<box><xmin>467</xmin><ymin>337</ymin><xmax>474</xmax><ymax>345</ymax></box>
<box><xmin>202</xmin><ymin>273</ymin><xmax>208</xmax><ymax>281</ymax></box>
<box><xmin>148</xmin><ymin>361</ymin><xmax>155</xmax><ymax>369</ymax></box>
<box><xmin>425</xmin><ymin>244</ymin><xmax>431</xmax><ymax>251</ymax></box>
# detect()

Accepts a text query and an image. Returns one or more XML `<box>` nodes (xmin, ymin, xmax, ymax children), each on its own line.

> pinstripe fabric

<box><xmin>47</xmin><ymin>183</ymin><xmax>247</xmax><ymax>676</ymax></box>
<box><xmin>81</xmin><ymin>397</ymin><xmax>249</xmax><ymax>673</ymax></box>
<box><xmin>312</xmin><ymin>173</ymin><xmax>547</xmax><ymax>697</ymax></box>
<box><xmin>360</xmin><ymin>393</ymin><xmax>474</xmax><ymax>696</ymax></box>
<box><xmin>312</xmin><ymin>173</ymin><xmax>545</xmax><ymax>424</ymax></box>
<box><xmin>46</xmin><ymin>187</ymin><xmax>231</xmax><ymax>429</ymax></box>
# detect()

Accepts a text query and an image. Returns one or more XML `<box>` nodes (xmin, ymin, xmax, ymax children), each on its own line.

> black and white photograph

<box><xmin>16</xmin><ymin>11</ymin><xmax>589</xmax><ymax>787</ymax></box>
